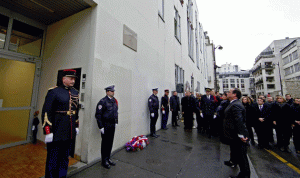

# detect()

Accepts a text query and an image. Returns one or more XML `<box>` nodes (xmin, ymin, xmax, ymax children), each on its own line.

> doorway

<box><xmin>0</xmin><ymin>58</ymin><xmax>36</xmax><ymax>147</ymax></box>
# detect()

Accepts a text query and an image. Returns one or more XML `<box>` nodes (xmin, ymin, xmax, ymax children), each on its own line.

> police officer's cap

<box><xmin>152</xmin><ymin>88</ymin><xmax>158</xmax><ymax>91</ymax></box>
<box><xmin>205</xmin><ymin>87</ymin><xmax>212</xmax><ymax>92</ymax></box>
<box><xmin>105</xmin><ymin>85</ymin><xmax>115</xmax><ymax>92</ymax></box>
<box><xmin>165</xmin><ymin>89</ymin><xmax>169</xmax><ymax>92</ymax></box>
<box><xmin>63</xmin><ymin>69</ymin><xmax>77</xmax><ymax>78</ymax></box>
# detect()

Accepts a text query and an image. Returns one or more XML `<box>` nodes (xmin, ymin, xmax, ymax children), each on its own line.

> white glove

<box><xmin>76</xmin><ymin>128</ymin><xmax>79</xmax><ymax>135</ymax></box>
<box><xmin>200</xmin><ymin>113</ymin><xmax>203</xmax><ymax>117</ymax></box>
<box><xmin>213</xmin><ymin>115</ymin><xmax>217</xmax><ymax>119</ymax></box>
<box><xmin>100</xmin><ymin>128</ymin><xmax>104</xmax><ymax>134</ymax></box>
<box><xmin>162</xmin><ymin>110</ymin><xmax>165</xmax><ymax>114</ymax></box>
<box><xmin>32</xmin><ymin>126</ymin><xmax>35</xmax><ymax>130</ymax></box>
<box><xmin>151</xmin><ymin>113</ymin><xmax>154</xmax><ymax>117</ymax></box>
<box><xmin>45</xmin><ymin>133</ymin><xmax>53</xmax><ymax>143</ymax></box>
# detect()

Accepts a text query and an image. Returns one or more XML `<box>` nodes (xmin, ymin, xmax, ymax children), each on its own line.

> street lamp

<box><xmin>213</xmin><ymin>45</ymin><xmax>223</xmax><ymax>92</ymax></box>
<box><xmin>272</xmin><ymin>62</ymin><xmax>284</xmax><ymax>96</ymax></box>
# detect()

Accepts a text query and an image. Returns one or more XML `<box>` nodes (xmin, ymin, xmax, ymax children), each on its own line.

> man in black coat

<box><xmin>223</xmin><ymin>88</ymin><xmax>250</xmax><ymax>178</ymax></box>
<box><xmin>286</xmin><ymin>94</ymin><xmax>294</xmax><ymax>106</ymax></box>
<box><xmin>42</xmin><ymin>69</ymin><xmax>80</xmax><ymax>178</ymax></box>
<box><xmin>161</xmin><ymin>89</ymin><xmax>170</xmax><ymax>130</ymax></box>
<box><xmin>181</xmin><ymin>90</ymin><xmax>196</xmax><ymax>130</ymax></box>
<box><xmin>254</xmin><ymin>98</ymin><xmax>272</xmax><ymax>149</ymax></box>
<box><xmin>148</xmin><ymin>88</ymin><xmax>160</xmax><ymax>138</ymax></box>
<box><xmin>200</xmin><ymin>88</ymin><xmax>217</xmax><ymax>137</ymax></box>
<box><xmin>170</xmin><ymin>91</ymin><xmax>180</xmax><ymax>127</ymax></box>
<box><xmin>291</xmin><ymin>98</ymin><xmax>300</xmax><ymax>154</ymax></box>
<box><xmin>95</xmin><ymin>85</ymin><xmax>118</xmax><ymax>169</ymax></box>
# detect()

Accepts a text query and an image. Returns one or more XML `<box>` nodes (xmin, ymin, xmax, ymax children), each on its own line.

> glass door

<box><xmin>0</xmin><ymin>58</ymin><xmax>36</xmax><ymax>147</ymax></box>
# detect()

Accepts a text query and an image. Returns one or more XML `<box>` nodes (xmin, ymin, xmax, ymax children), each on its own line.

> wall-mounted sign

<box><xmin>123</xmin><ymin>24</ymin><xmax>137</xmax><ymax>52</ymax></box>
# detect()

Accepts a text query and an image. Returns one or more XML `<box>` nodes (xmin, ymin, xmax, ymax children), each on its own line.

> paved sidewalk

<box><xmin>69</xmin><ymin>122</ymin><xmax>258</xmax><ymax>178</ymax></box>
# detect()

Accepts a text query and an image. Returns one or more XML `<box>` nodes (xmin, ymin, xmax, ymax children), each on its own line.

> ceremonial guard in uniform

<box><xmin>200</xmin><ymin>88</ymin><xmax>217</xmax><ymax>138</ymax></box>
<box><xmin>42</xmin><ymin>69</ymin><xmax>79</xmax><ymax>178</ymax></box>
<box><xmin>148</xmin><ymin>88</ymin><xmax>160</xmax><ymax>138</ymax></box>
<box><xmin>95</xmin><ymin>85</ymin><xmax>118</xmax><ymax>169</ymax></box>
<box><xmin>161</xmin><ymin>89</ymin><xmax>170</xmax><ymax>130</ymax></box>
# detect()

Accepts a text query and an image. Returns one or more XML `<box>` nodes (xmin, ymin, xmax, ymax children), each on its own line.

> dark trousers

<box><xmin>161</xmin><ymin>110</ymin><xmax>169</xmax><ymax>129</ymax></box>
<box><xmin>172</xmin><ymin>110</ymin><xmax>178</xmax><ymax>126</ymax></box>
<box><xmin>101</xmin><ymin>123</ymin><xmax>116</xmax><ymax>162</ymax></box>
<box><xmin>255</xmin><ymin>123</ymin><xmax>270</xmax><ymax>147</ymax></box>
<box><xmin>203</xmin><ymin>114</ymin><xmax>213</xmax><ymax>135</ymax></box>
<box><xmin>230</xmin><ymin>139</ymin><xmax>250</xmax><ymax>177</ymax></box>
<box><xmin>275</xmin><ymin>125</ymin><xmax>292</xmax><ymax>148</ymax></box>
<box><xmin>246</xmin><ymin>124</ymin><xmax>254</xmax><ymax>143</ymax></box>
<box><xmin>184</xmin><ymin>112</ymin><xmax>193</xmax><ymax>129</ymax></box>
<box><xmin>150</xmin><ymin>112</ymin><xmax>158</xmax><ymax>135</ymax></box>
<box><xmin>293</xmin><ymin>125</ymin><xmax>300</xmax><ymax>151</ymax></box>
<box><xmin>32</xmin><ymin>128</ymin><xmax>38</xmax><ymax>144</ymax></box>
<box><xmin>45</xmin><ymin>140</ymin><xmax>72</xmax><ymax>178</ymax></box>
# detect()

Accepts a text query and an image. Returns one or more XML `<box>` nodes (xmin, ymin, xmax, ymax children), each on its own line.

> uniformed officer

<box><xmin>161</xmin><ymin>89</ymin><xmax>170</xmax><ymax>130</ymax></box>
<box><xmin>42</xmin><ymin>69</ymin><xmax>80</xmax><ymax>178</ymax></box>
<box><xmin>148</xmin><ymin>88</ymin><xmax>160</xmax><ymax>138</ymax></box>
<box><xmin>95</xmin><ymin>85</ymin><xmax>118</xmax><ymax>169</ymax></box>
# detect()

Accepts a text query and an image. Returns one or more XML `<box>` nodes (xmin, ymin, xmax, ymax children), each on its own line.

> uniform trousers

<box><xmin>101</xmin><ymin>123</ymin><xmax>116</xmax><ymax>162</ymax></box>
<box><xmin>150</xmin><ymin>112</ymin><xmax>158</xmax><ymax>135</ymax></box>
<box><xmin>275</xmin><ymin>125</ymin><xmax>292</xmax><ymax>148</ymax></box>
<box><xmin>161</xmin><ymin>110</ymin><xmax>169</xmax><ymax>129</ymax></box>
<box><xmin>255</xmin><ymin>122</ymin><xmax>270</xmax><ymax>147</ymax></box>
<box><xmin>45</xmin><ymin>140</ymin><xmax>73</xmax><ymax>178</ymax></box>
<box><xmin>293</xmin><ymin>125</ymin><xmax>300</xmax><ymax>151</ymax></box>
<box><xmin>171</xmin><ymin>110</ymin><xmax>178</xmax><ymax>126</ymax></box>
<box><xmin>203</xmin><ymin>114</ymin><xmax>213</xmax><ymax>135</ymax></box>
<box><xmin>229</xmin><ymin>139</ymin><xmax>250</xmax><ymax>177</ymax></box>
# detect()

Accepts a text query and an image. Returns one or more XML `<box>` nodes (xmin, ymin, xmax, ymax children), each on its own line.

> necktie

<box><xmin>259</xmin><ymin>105</ymin><xmax>262</xmax><ymax>111</ymax></box>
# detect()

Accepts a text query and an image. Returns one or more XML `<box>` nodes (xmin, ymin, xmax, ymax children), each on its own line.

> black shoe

<box><xmin>224</xmin><ymin>160</ymin><xmax>237</xmax><ymax>168</ymax></box>
<box><xmin>280</xmin><ymin>147</ymin><xmax>285</xmax><ymax>152</ymax></box>
<box><xmin>150</xmin><ymin>134</ymin><xmax>156</xmax><ymax>138</ymax></box>
<box><xmin>102</xmin><ymin>161</ymin><xmax>111</xmax><ymax>169</ymax></box>
<box><xmin>108</xmin><ymin>159</ymin><xmax>116</xmax><ymax>166</ymax></box>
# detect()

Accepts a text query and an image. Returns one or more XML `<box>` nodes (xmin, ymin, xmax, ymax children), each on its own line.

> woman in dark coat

<box><xmin>272</xmin><ymin>96</ymin><xmax>293</xmax><ymax>152</ymax></box>
<box><xmin>242</xmin><ymin>96</ymin><xmax>256</xmax><ymax>145</ymax></box>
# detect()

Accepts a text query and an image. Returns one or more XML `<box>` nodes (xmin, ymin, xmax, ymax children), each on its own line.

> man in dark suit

<box><xmin>286</xmin><ymin>94</ymin><xmax>294</xmax><ymax>106</ymax></box>
<box><xmin>223</xmin><ymin>88</ymin><xmax>250</xmax><ymax>178</ymax></box>
<box><xmin>170</xmin><ymin>91</ymin><xmax>180</xmax><ymax>127</ymax></box>
<box><xmin>181</xmin><ymin>90</ymin><xmax>196</xmax><ymax>130</ymax></box>
<box><xmin>200</xmin><ymin>88</ymin><xmax>217</xmax><ymax>138</ymax></box>
<box><xmin>254</xmin><ymin>98</ymin><xmax>272</xmax><ymax>149</ymax></box>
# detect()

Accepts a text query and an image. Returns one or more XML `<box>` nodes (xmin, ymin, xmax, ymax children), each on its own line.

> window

<box><xmin>9</xmin><ymin>20</ymin><xmax>44</xmax><ymax>56</ymax></box>
<box><xmin>0</xmin><ymin>14</ymin><xmax>9</xmax><ymax>49</ymax></box>
<box><xmin>236</xmin><ymin>79</ymin><xmax>239</xmax><ymax>83</ymax></box>
<box><xmin>225</xmin><ymin>79</ymin><xmax>228</xmax><ymax>83</ymax></box>
<box><xmin>237</xmin><ymin>84</ymin><xmax>239</xmax><ymax>88</ymax></box>
<box><xmin>294</xmin><ymin>63</ymin><xmax>300</xmax><ymax>72</ymax></box>
<box><xmin>242</xmin><ymin>89</ymin><xmax>245</xmax><ymax>92</ymax></box>
<box><xmin>195</xmin><ymin>11</ymin><xmax>199</xmax><ymax>69</ymax></box>
<box><xmin>283</xmin><ymin>56</ymin><xmax>289</xmax><ymax>65</ymax></box>
<box><xmin>199</xmin><ymin>24</ymin><xmax>202</xmax><ymax>53</ymax></box>
<box><xmin>187</xmin><ymin>0</ymin><xmax>194</xmax><ymax>60</ymax></box>
<box><xmin>158</xmin><ymin>0</ymin><xmax>164</xmax><ymax>20</ymax></box>
<box><xmin>174</xmin><ymin>7</ymin><xmax>181</xmax><ymax>42</ymax></box>
<box><xmin>231</xmin><ymin>84</ymin><xmax>235</xmax><ymax>88</ymax></box>
<box><xmin>292</xmin><ymin>51</ymin><xmax>299</xmax><ymax>61</ymax></box>
<box><xmin>241</xmin><ymin>79</ymin><xmax>244</xmax><ymax>83</ymax></box>
<box><xmin>267</xmin><ymin>84</ymin><xmax>275</xmax><ymax>89</ymax></box>
<box><xmin>223</xmin><ymin>84</ymin><xmax>228</xmax><ymax>88</ymax></box>
<box><xmin>230</xmin><ymin>79</ymin><xmax>235</xmax><ymax>83</ymax></box>
<box><xmin>175</xmin><ymin>65</ymin><xmax>184</xmax><ymax>85</ymax></box>
<box><xmin>289</xmin><ymin>54</ymin><xmax>293</xmax><ymax>62</ymax></box>
<box><xmin>241</xmin><ymin>84</ymin><xmax>245</xmax><ymax>88</ymax></box>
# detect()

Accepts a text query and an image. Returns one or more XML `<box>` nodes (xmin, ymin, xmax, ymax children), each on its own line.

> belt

<box><xmin>56</xmin><ymin>110</ymin><xmax>76</xmax><ymax>116</ymax></box>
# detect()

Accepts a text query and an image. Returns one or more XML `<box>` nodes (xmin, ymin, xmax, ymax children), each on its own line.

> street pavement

<box><xmin>69</xmin><ymin>121</ymin><xmax>261</xmax><ymax>178</ymax></box>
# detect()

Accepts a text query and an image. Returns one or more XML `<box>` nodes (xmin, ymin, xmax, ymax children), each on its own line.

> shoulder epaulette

<box><xmin>48</xmin><ymin>86</ymin><xmax>58</xmax><ymax>90</ymax></box>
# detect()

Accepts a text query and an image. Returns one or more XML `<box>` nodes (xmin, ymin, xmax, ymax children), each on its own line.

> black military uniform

<box><xmin>32</xmin><ymin>111</ymin><xmax>40</xmax><ymax>144</ymax></box>
<box><xmin>291</xmin><ymin>102</ymin><xmax>300</xmax><ymax>153</ymax></box>
<box><xmin>148</xmin><ymin>88</ymin><xmax>160</xmax><ymax>137</ymax></box>
<box><xmin>161</xmin><ymin>90</ymin><xmax>170</xmax><ymax>129</ymax></box>
<box><xmin>95</xmin><ymin>85</ymin><xmax>118</xmax><ymax>169</ymax></box>
<box><xmin>42</xmin><ymin>69</ymin><xmax>79</xmax><ymax>178</ymax></box>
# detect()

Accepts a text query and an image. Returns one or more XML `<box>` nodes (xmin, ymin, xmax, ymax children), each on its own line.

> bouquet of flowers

<box><xmin>125</xmin><ymin>135</ymin><xmax>149</xmax><ymax>151</ymax></box>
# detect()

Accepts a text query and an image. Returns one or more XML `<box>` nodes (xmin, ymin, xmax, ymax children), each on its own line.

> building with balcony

<box><xmin>252</xmin><ymin>38</ymin><xmax>297</xmax><ymax>98</ymax></box>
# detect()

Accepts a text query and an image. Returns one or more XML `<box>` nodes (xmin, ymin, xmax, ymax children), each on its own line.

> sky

<box><xmin>196</xmin><ymin>0</ymin><xmax>300</xmax><ymax>70</ymax></box>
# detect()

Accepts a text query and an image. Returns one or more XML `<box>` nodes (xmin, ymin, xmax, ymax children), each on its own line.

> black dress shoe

<box><xmin>102</xmin><ymin>161</ymin><xmax>111</xmax><ymax>169</ymax></box>
<box><xmin>108</xmin><ymin>159</ymin><xmax>116</xmax><ymax>166</ymax></box>
<box><xmin>224</xmin><ymin>160</ymin><xmax>237</xmax><ymax>168</ymax></box>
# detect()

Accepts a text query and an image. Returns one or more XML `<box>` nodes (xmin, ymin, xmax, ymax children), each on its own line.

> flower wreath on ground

<box><xmin>125</xmin><ymin>135</ymin><xmax>149</xmax><ymax>151</ymax></box>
